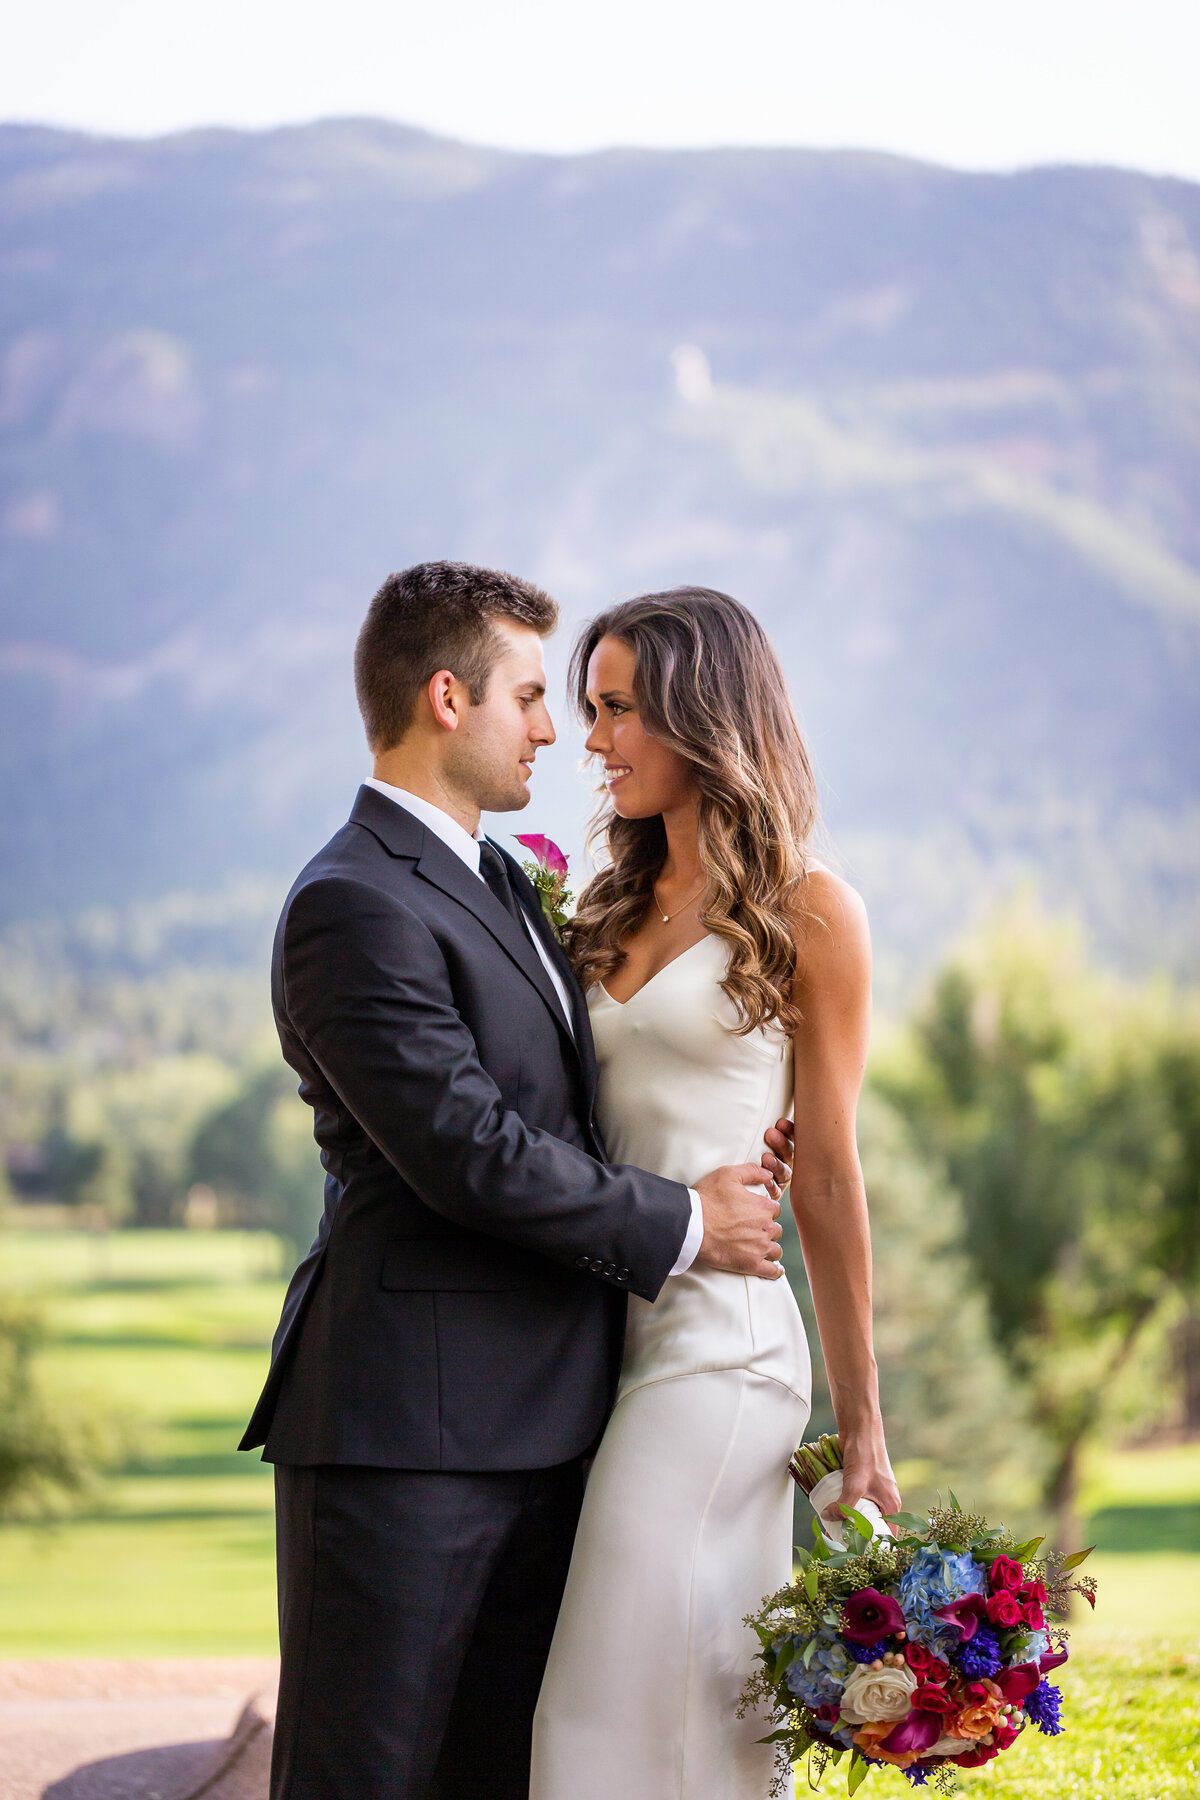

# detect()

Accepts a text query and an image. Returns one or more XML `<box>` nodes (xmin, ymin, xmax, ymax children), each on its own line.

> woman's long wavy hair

<box><xmin>563</xmin><ymin>587</ymin><xmax>819</xmax><ymax>1037</ymax></box>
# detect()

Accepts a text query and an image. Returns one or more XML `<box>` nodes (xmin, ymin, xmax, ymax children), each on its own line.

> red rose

<box><xmin>840</xmin><ymin>1587</ymin><xmax>906</xmax><ymax>1644</ymax></box>
<box><xmin>986</xmin><ymin>1592</ymin><xmax>1023</xmax><ymax>1627</ymax></box>
<box><xmin>1021</xmin><ymin>1600</ymin><xmax>1046</xmax><ymax>1630</ymax></box>
<box><xmin>960</xmin><ymin>1680</ymin><xmax>991</xmax><ymax>1707</ymax></box>
<box><xmin>911</xmin><ymin>1683</ymin><xmax>956</xmax><ymax>1715</ymax></box>
<box><xmin>1018</xmin><ymin>1579</ymin><xmax>1047</xmax><ymax>1605</ymax></box>
<box><xmin>955</xmin><ymin>1740</ymin><xmax>1001</xmax><ymax>1767</ymax></box>
<box><xmin>988</xmin><ymin>1555</ymin><xmax>1024</xmax><ymax>1593</ymax></box>
<box><xmin>905</xmin><ymin>1642</ymin><xmax>950</xmax><ymax>1680</ymax></box>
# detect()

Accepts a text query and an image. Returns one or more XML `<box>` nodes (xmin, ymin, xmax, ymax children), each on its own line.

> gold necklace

<box><xmin>651</xmin><ymin>879</ymin><xmax>705</xmax><ymax>925</ymax></box>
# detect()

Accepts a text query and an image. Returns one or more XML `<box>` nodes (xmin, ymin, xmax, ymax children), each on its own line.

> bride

<box><xmin>531</xmin><ymin>587</ymin><xmax>901</xmax><ymax>1799</ymax></box>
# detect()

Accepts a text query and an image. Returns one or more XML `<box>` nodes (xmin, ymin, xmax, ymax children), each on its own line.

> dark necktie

<box><xmin>479</xmin><ymin>840</ymin><xmax>527</xmax><ymax>933</ymax></box>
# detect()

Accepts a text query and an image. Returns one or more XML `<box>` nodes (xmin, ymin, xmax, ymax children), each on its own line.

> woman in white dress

<box><xmin>531</xmin><ymin>588</ymin><xmax>901</xmax><ymax>1800</ymax></box>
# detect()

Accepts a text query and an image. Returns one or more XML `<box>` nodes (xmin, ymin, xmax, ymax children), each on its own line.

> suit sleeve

<box><xmin>280</xmin><ymin>875</ymin><xmax>692</xmax><ymax>1302</ymax></box>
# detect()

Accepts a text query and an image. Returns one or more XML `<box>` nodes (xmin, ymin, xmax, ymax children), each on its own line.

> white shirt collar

<box><xmin>364</xmin><ymin>778</ymin><xmax>484</xmax><ymax>879</ymax></box>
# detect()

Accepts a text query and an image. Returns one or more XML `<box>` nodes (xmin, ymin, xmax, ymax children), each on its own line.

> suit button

<box><xmin>603</xmin><ymin>1261</ymin><xmax>617</xmax><ymax>1277</ymax></box>
<box><xmin>575</xmin><ymin>1255</ymin><xmax>590</xmax><ymax>1270</ymax></box>
<box><xmin>616</xmin><ymin>1267</ymin><xmax>630</xmax><ymax>1282</ymax></box>
<box><xmin>589</xmin><ymin>1259</ymin><xmax>605</xmax><ymax>1274</ymax></box>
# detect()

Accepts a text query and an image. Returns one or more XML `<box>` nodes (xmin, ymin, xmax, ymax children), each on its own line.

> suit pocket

<box><xmin>379</xmin><ymin>1236</ymin><xmax>536</xmax><ymax>1292</ymax></box>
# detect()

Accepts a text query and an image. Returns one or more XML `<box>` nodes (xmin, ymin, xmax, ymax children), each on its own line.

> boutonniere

<box><xmin>515</xmin><ymin>835</ymin><xmax>573</xmax><ymax>937</ymax></box>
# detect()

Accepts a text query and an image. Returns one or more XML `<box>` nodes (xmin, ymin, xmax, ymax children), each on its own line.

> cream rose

<box><xmin>837</xmin><ymin>1661</ymin><xmax>918</xmax><ymax>1726</ymax></box>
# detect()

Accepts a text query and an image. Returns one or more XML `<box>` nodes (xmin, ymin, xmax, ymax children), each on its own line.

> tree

<box><xmin>787</xmin><ymin>1092</ymin><xmax>1034</xmax><ymax>1523</ymax></box>
<box><xmin>188</xmin><ymin>1064</ymin><xmax>323</xmax><ymax>1262</ymax></box>
<box><xmin>0</xmin><ymin>1296</ymin><xmax>133</xmax><ymax>1519</ymax></box>
<box><xmin>875</xmin><ymin>900</ymin><xmax>1200</xmax><ymax>1547</ymax></box>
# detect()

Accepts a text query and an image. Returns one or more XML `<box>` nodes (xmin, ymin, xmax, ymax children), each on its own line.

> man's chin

<box><xmin>486</xmin><ymin>784</ymin><xmax>533</xmax><ymax>814</ymax></box>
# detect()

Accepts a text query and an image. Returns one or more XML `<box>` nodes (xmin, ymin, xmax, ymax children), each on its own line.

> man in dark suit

<box><xmin>241</xmin><ymin>562</ymin><xmax>789</xmax><ymax>1800</ymax></box>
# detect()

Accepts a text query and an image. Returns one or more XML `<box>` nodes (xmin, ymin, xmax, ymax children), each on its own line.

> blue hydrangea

<box><xmin>784</xmin><ymin>1629</ymin><xmax>855</xmax><ymax>1710</ymax></box>
<box><xmin>1004</xmin><ymin>1627</ymin><xmax>1050</xmax><ymax>1667</ymax></box>
<box><xmin>955</xmin><ymin>1621</ymin><xmax>1001</xmax><ymax>1679</ymax></box>
<box><xmin>847</xmin><ymin>1638</ymin><xmax>891</xmax><ymax>1663</ymax></box>
<box><xmin>896</xmin><ymin>1546</ymin><xmax>987</xmax><ymax>1656</ymax></box>
<box><xmin>1026</xmin><ymin>1679</ymin><xmax>1064</xmax><ymax>1736</ymax></box>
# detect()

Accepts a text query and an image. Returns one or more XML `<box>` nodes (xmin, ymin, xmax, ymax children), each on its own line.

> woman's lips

<box><xmin>603</xmin><ymin>765</ymin><xmax>632</xmax><ymax>788</ymax></box>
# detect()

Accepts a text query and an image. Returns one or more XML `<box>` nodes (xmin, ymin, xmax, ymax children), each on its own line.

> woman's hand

<box><xmin>829</xmin><ymin>1433</ymin><xmax>902</xmax><ymax>1527</ymax></box>
<box><xmin>761</xmin><ymin>1116</ymin><xmax>795</xmax><ymax>1188</ymax></box>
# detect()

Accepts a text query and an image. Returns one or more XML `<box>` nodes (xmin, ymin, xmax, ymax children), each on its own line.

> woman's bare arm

<box><xmin>790</xmin><ymin>867</ymin><xmax>900</xmax><ymax>1524</ymax></box>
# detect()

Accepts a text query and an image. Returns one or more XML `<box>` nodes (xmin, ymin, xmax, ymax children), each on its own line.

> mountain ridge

<box><xmin>1</xmin><ymin>118</ymin><xmax>1197</xmax><ymax>983</ymax></box>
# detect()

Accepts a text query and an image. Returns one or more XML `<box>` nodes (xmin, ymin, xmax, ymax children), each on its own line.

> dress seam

<box><xmin>616</xmin><ymin>1367</ymin><xmax>810</xmax><ymax>1406</ymax></box>
<box><xmin>678</xmin><ymin>1367</ymin><xmax>749</xmax><ymax>1800</ymax></box>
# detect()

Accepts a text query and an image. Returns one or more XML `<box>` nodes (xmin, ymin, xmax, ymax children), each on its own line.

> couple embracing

<box><xmin>241</xmin><ymin>561</ymin><xmax>900</xmax><ymax>1799</ymax></box>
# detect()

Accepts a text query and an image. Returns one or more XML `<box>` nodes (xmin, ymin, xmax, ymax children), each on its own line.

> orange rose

<box><xmin>947</xmin><ymin>1697</ymin><xmax>1005</xmax><ymax>1741</ymax></box>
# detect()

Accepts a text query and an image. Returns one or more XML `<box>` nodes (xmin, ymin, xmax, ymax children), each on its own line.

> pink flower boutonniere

<box><xmin>515</xmin><ymin>835</ymin><xmax>573</xmax><ymax>937</ymax></box>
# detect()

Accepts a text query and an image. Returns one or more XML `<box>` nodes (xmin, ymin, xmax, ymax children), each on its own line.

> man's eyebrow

<box><xmin>517</xmin><ymin>678</ymin><xmax>546</xmax><ymax>695</ymax></box>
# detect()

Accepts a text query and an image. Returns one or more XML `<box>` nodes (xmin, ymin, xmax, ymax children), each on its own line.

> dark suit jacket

<box><xmin>241</xmin><ymin>786</ymin><xmax>691</xmax><ymax>1471</ymax></box>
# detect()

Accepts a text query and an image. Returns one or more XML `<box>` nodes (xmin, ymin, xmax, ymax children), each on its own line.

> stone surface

<box><xmin>0</xmin><ymin>1661</ymin><xmax>278</xmax><ymax>1800</ymax></box>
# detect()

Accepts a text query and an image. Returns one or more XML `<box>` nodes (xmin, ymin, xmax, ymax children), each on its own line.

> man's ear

<box><xmin>427</xmin><ymin>668</ymin><xmax>464</xmax><ymax>732</ymax></box>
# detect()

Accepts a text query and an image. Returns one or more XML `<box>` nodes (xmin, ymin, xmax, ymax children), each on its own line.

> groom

<box><xmin>241</xmin><ymin>561</ymin><xmax>788</xmax><ymax>1800</ymax></box>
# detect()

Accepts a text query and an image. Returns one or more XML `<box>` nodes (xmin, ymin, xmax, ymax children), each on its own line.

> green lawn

<box><xmin>1</xmin><ymin>1227</ymin><xmax>1198</xmax><ymax>1796</ymax></box>
<box><xmin>1</xmin><ymin>1227</ymin><xmax>282</xmax><ymax>1654</ymax></box>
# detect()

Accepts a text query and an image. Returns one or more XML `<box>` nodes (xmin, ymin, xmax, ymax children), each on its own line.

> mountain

<box><xmin>2</xmin><ymin>118</ymin><xmax>1198</xmax><ymax>989</ymax></box>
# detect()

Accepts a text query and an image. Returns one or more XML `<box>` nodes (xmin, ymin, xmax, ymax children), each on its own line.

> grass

<box><xmin>0</xmin><ymin>1226</ymin><xmax>282</xmax><ymax>1655</ymax></box>
<box><xmin>2</xmin><ymin>1219</ymin><xmax>1199</xmax><ymax>1800</ymax></box>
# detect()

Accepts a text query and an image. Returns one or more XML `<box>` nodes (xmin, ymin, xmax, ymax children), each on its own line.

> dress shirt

<box><xmin>363</xmin><ymin>777</ymin><xmax>703</xmax><ymax>1278</ymax></box>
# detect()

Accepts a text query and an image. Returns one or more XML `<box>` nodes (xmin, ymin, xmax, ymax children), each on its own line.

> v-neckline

<box><xmin>597</xmin><ymin>935</ymin><xmax>714</xmax><ymax>1007</ymax></box>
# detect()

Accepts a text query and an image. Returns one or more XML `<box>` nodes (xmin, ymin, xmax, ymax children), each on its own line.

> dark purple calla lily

<box><xmin>1039</xmin><ymin>1642</ymin><xmax>1070</xmax><ymax>1674</ymax></box>
<box><xmin>934</xmin><ymin>1592</ymin><xmax>987</xmax><ymax>1642</ymax></box>
<box><xmin>993</xmin><ymin>1661</ymin><xmax>1041</xmax><ymax>1704</ymax></box>
<box><xmin>515</xmin><ymin>834</ymin><xmax>568</xmax><ymax>877</ymax></box>
<box><xmin>840</xmin><ymin>1587</ymin><xmax>907</xmax><ymax>1644</ymax></box>
<box><xmin>878</xmin><ymin>1708</ymin><xmax>946</xmax><ymax>1755</ymax></box>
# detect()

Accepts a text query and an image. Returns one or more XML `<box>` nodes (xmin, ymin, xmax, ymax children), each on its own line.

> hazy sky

<box><xmin>4</xmin><ymin>0</ymin><xmax>1198</xmax><ymax>181</ymax></box>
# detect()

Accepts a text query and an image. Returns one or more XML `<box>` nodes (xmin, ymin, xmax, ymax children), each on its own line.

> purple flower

<box><xmin>903</xmin><ymin>1769</ymin><xmax>930</xmax><ymax>1788</ymax></box>
<box><xmin>955</xmin><ymin>1622</ymin><xmax>1001</xmax><ymax>1679</ymax></box>
<box><xmin>1040</xmin><ymin>1640</ymin><xmax>1070</xmax><ymax>1675</ymax></box>
<box><xmin>514</xmin><ymin>834</ymin><xmax>568</xmax><ymax>877</ymax></box>
<box><xmin>878</xmin><ymin>1709</ymin><xmax>946</xmax><ymax>1755</ymax></box>
<box><xmin>1026</xmin><ymin>1679</ymin><xmax>1064</xmax><ymax>1736</ymax></box>
<box><xmin>935</xmin><ymin>1591</ymin><xmax>987</xmax><ymax>1642</ymax></box>
<box><xmin>846</xmin><ymin>1638</ymin><xmax>892</xmax><ymax>1663</ymax></box>
<box><xmin>841</xmin><ymin>1587</ymin><xmax>906</xmax><ymax>1644</ymax></box>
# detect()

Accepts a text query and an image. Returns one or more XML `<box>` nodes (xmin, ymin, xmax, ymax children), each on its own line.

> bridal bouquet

<box><xmin>741</xmin><ymin>1434</ymin><xmax>1096</xmax><ymax>1794</ymax></box>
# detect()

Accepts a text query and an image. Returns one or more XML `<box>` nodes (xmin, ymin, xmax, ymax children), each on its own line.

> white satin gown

<box><xmin>532</xmin><ymin>934</ymin><xmax>811</xmax><ymax>1799</ymax></box>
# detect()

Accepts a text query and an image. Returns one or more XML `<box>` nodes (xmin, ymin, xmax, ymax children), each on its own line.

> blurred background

<box><xmin>0</xmin><ymin>2</ymin><xmax>1197</xmax><ymax>1782</ymax></box>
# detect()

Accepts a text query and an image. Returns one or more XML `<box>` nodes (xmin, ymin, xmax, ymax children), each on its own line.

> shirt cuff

<box><xmin>667</xmin><ymin>1188</ymin><xmax>704</xmax><ymax>1277</ymax></box>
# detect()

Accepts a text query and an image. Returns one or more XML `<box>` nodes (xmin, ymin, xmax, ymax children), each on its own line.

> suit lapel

<box><xmin>348</xmin><ymin>785</ymin><xmax>584</xmax><ymax>1073</ymax></box>
<box><xmin>415</xmin><ymin>834</ymin><xmax>579</xmax><ymax>1054</ymax></box>
<box><xmin>505</xmin><ymin>850</ymin><xmax>598</xmax><ymax>1105</ymax></box>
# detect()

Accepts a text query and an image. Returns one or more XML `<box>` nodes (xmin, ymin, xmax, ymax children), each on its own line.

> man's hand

<box><xmin>693</xmin><ymin>1164</ymin><xmax>784</xmax><ymax>1280</ymax></box>
<box><xmin>761</xmin><ymin>1115</ymin><xmax>794</xmax><ymax>1190</ymax></box>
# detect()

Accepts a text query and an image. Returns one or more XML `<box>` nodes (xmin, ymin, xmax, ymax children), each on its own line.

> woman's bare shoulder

<box><xmin>792</xmin><ymin>862</ymin><xmax>870</xmax><ymax>982</ymax></box>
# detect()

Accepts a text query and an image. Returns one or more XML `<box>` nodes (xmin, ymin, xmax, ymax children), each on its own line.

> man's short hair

<box><xmin>354</xmin><ymin>561</ymin><xmax>559</xmax><ymax>751</ymax></box>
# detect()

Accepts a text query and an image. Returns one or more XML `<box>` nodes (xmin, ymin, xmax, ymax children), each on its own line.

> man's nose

<box><xmin>533</xmin><ymin>703</ymin><xmax>556</xmax><ymax>746</ymax></box>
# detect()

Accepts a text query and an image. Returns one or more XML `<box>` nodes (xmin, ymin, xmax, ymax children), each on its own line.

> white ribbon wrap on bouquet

<box><xmin>807</xmin><ymin>1470</ymin><xmax>895</xmax><ymax>1555</ymax></box>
